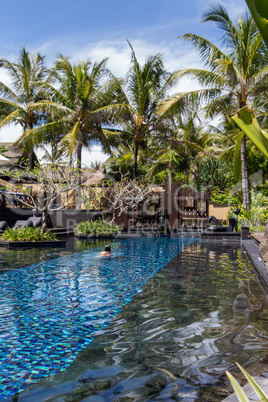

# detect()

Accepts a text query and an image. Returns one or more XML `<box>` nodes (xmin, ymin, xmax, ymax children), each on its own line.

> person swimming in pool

<box><xmin>98</xmin><ymin>244</ymin><xmax>112</xmax><ymax>256</ymax></box>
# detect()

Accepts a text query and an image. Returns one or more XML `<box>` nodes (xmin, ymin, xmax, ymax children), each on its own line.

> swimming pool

<box><xmin>0</xmin><ymin>237</ymin><xmax>197</xmax><ymax>400</ymax></box>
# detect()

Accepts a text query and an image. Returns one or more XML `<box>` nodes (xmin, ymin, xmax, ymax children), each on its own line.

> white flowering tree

<box><xmin>1</xmin><ymin>163</ymin><xmax>82</xmax><ymax>233</ymax></box>
<box><xmin>92</xmin><ymin>173</ymin><xmax>152</xmax><ymax>222</ymax></box>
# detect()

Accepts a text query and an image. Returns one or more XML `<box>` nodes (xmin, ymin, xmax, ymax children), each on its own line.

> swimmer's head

<box><xmin>104</xmin><ymin>244</ymin><xmax>111</xmax><ymax>253</ymax></box>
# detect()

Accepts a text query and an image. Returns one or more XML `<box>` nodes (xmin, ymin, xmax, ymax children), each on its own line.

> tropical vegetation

<box><xmin>104</xmin><ymin>42</ymin><xmax>181</xmax><ymax>178</ymax></box>
<box><xmin>0</xmin><ymin>47</ymin><xmax>52</xmax><ymax>167</ymax></box>
<box><xmin>0</xmin><ymin>227</ymin><xmax>56</xmax><ymax>242</ymax></box>
<box><xmin>1</xmin><ymin>162</ymin><xmax>81</xmax><ymax>234</ymax></box>
<box><xmin>0</xmin><ymin>2</ymin><xmax>268</xmax><ymax>228</ymax></box>
<box><xmin>74</xmin><ymin>218</ymin><xmax>121</xmax><ymax>237</ymax></box>
<box><xmin>160</xmin><ymin>4</ymin><xmax>268</xmax><ymax>210</ymax></box>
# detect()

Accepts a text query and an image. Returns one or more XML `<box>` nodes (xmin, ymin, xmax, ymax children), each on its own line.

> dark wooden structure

<box><xmin>1</xmin><ymin>192</ymin><xmax>36</xmax><ymax>209</ymax></box>
<box><xmin>127</xmin><ymin>191</ymin><xmax>165</xmax><ymax>232</ymax></box>
<box><xmin>163</xmin><ymin>183</ymin><xmax>209</xmax><ymax>231</ymax></box>
<box><xmin>0</xmin><ymin>181</ymin><xmax>210</xmax><ymax>232</ymax></box>
<box><xmin>178</xmin><ymin>186</ymin><xmax>209</xmax><ymax>228</ymax></box>
<box><xmin>116</xmin><ymin>183</ymin><xmax>209</xmax><ymax>232</ymax></box>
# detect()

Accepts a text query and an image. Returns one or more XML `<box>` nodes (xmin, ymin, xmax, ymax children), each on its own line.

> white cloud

<box><xmin>82</xmin><ymin>146</ymin><xmax>109</xmax><ymax>166</ymax></box>
<box><xmin>1</xmin><ymin>0</ymin><xmax>248</xmax><ymax>165</ymax></box>
<box><xmin>40</xmin><ymin>36</ymin><xmax>204</xmax><ymax>91</ymax></box>
<box><xmin>0</xmin><ymin>124</ymin><xmax>22</xmax><ymax>143</ymax></box>
<box><xmin>35</xmin><ymin>145</ymin><xmax>109</xmax><ymax>166</ymax></box>
<box><xmin>0</xmin><ymin>69</ymin><xmax>13</xmax><ymax>87</ymax></box>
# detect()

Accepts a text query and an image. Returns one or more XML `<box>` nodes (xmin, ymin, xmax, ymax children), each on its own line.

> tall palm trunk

<box><xmin>240</xmin><ymin>101</ymin><xmax>250</xmax><ymax>211</ymax></box>
<box><xmin>241</xmin><ymin>135</ymin><xmax>250</xmax><ymax>211</ymax></box>
<box><xmin>76</xmin><ymin>142</ymin><xmax>82</xmax><ymax>209</ymax></box>
<box><xmin>27</xmin><ymin>122</ymin><xmax>35</xmax><ymax>169</ymax></box>
<box><xmin>168</xmin><ymin>160</ymin><xmax>172</xmax><ymax>193</ymax></box>
<box><xmin>133</xmin><ymin>141</ymin><xmax>139</xmax><ymax>179</ymax></box>
<box><xmin>28</xmin><ymin>152</ymin><xmax>34</xmax><ymax>169</ymax></box>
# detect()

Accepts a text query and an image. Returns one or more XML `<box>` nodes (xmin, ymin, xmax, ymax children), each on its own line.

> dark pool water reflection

<box><xmin>2</xmin><ymin>239</ymin><xmax>268</xmax><ymax>401</ymax></box>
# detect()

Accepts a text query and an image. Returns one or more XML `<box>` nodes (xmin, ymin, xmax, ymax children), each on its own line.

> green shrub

<box><xmin>0</xmin><ymin>227</ymin><xmax>57</xmax><ymax>242</ymax></box>
<box><xmin>228</xmin><ymin>192</ymin><xmax>268</xmax><ymax>230</ymax></box>
<box><xmin>75</xmin><ymin>218</ymin><xmax>121</xmax><ymax>237</ymax></box>
<box><xmin>210</xmin><ymin>187</ymin><xmax>240</xmax><ymax>206</ymax></box>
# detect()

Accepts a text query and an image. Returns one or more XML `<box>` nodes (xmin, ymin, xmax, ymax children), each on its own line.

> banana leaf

<box><xmin>245</xmin><ymin>0</ymin><xmax>268</xmax><ymax>47</ymax></box>
<box><xmin>232</xmin><ymin>106</ymin><xmax>268</xmax><ymax>158</ymax></box>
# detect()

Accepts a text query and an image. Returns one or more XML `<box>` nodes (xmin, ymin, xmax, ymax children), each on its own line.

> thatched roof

<box><xmin>0</xmin><ymin>143</ymin><xmax>38</xmax><ymax>173</ymax></box>
<box><xmin>81</xmin><ymin>169</ymin><xmax>106</xmax><ymax>186</ymax></box>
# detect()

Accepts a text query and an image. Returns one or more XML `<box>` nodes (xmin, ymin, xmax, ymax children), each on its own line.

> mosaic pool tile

<box><xmin>0</xmin><ymin>237</ymin><xmax>197</xmax><ymax>399</ymax></box>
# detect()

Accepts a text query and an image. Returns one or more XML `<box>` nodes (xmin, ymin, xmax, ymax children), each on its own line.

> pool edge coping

<box><xmin>242</xmin><ymin>239</ymin><xmax>268</xmax><ymax>288</ymax></box>
<box><xmin>223</xmin><ymin>239</ymin><xmax>268</xmax><ymax>401</ymax></box>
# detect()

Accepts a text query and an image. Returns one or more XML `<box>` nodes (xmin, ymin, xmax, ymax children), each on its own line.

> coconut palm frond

<box><xmin>157</xmin><ymin>88</ymin><xmax>222</xmax><ymax>117</ymax></box>
<box><xmin>201</xmin><ymin>4</ymin><xmax>237</xmax><ymax>48</ymax></box>
<box><xmin>179</xmin><ymin>33</ymin><xmax>229</xmax><ymax>68</ymax></box>
<box><xmin>60</xmin><ymin>122</ymin><xmax>80</xmax><ymax>157</ymax></box>
<box><xmin>16</xmin><ymin>121</ymin><xmax>64</xmax><ymax>151</ymax></box>
<box><xmin>0</xmin><ymin>108</ymin><xmax>24</xmax><ymax>128</ymax></box>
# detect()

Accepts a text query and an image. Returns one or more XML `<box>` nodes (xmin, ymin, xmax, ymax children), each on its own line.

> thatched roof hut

<box><xmin>81</xmin><ymin>169</ymin><xmax>106</xmax><ymax>186</ymax></box>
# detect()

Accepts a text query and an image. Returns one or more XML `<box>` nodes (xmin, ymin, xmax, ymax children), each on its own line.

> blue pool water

<box><xmin>0</xmin><ymin>237</ymin><xmax>197</xmax><ymax>399</ymax></box>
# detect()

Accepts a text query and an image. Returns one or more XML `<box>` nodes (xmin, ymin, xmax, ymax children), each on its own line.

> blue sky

<box><xmin>1</xmin><ymin>0</ymin><xmax>214</xmax><ymax>52</ymax></box>
<box><xmin>1</xmin><ymin>0</ymin><xmax>246</xmax><ymax>65</ymax></box>
<box><xmin>0</xmin><ymin>0</ymin><xmax>247</xmax><ymax>163</ymax></box>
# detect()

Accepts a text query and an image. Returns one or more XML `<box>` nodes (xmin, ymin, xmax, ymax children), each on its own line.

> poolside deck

<box><xmin>250</xmin><ymin>232</ymin><xmax>264</xmax><ymax>244</ymax></box>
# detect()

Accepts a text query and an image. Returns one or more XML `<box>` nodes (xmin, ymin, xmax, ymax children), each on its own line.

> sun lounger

<box><xmin>0</xmin><ymin>221</ymin><xmax>9</xmax><ymax>232</ymax></box>
<box><xmin>13</xmin><ymin>219</ymin><xmax>33</xmax><ymax>229</ymax></box>
<box><xmin>13</xmin><ymin>216</ymin><xmax>42</xmax><ymax>229</ymax></box>
<box><xmin>27</xmin><ymin>217</ymin><xmax>42</xmax><ymax>227</ymax></box>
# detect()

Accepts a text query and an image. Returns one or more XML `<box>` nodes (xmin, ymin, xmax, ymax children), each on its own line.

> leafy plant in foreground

<box><xmin>226</xmin><ymin>362</ymin><xmax>268</xmax><ymax>401</ymax></box>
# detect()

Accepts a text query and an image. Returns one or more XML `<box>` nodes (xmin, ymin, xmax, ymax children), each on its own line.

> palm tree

<box><xmin>148</xmin><ymin>148</ymin><xmax>183</xmax><ymax>190</ymax></box>
<box><xmin>20</xmin><ymin>56</ymin><xmax>116</xmax><ymax>166</ymax></box>
<box><xmin>106</xmin><ymin>42</ymin><xmax>179</xmax><ymax>179</ymax></box>
<box><xmin>104</xmin><ymin>144</ymin><xmax>136</xmax><ymax>177</ymax></box>
<box><xmin>148</xmin><ymin>113</ymin><xmax>206</xmax><ymax>188</ymax></box>
<box><xmin>160</xmin><ymin>4</ymin><xmax>268</xmax><ymax>210</ymax></box>
<box><xmin>17</xmin><ymin>55</ymin><xmax>117</xmax><ymax>207</ymax></box>
<box><xmin>0</xmin><ymin>47</ymin><xmax>51</xmax><ymax>167</ymax></box>
<box><xmin>40</xmin><ymin>144</ymin><xmax>65</xmax><ymax>166</ymax></box>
